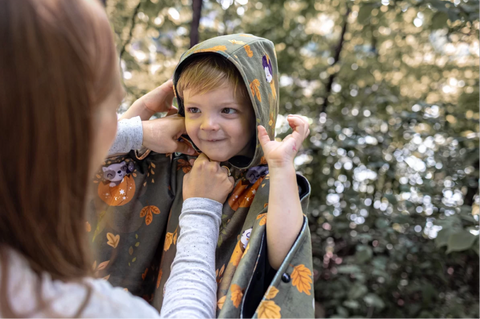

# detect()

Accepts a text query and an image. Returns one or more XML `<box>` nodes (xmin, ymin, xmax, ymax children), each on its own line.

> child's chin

<box><xmin>202</xmin><ymin>151</ymin><xmax>229</xmax><ymax>162</ymax></box>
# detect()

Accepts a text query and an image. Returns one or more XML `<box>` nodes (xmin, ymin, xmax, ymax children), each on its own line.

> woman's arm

<box><xmin>107</xmin><ymin>116</ymin><xmax>143</xmax><ymax>156</ymax></box>
<box><xmin>160</xmin><ymin>198</ymin><xmax>223</xmax><ymax>318</ymax></box>
<box><xmin>107</xmin><ymin>115</ymin><xmax>194</xmax><ymax>157</ymax></box>
<box><xmin>161</xmin><ymin>154</ymin><xmax>234</xmax><ymax>318</ymax></box>
<box><xmin>108</xmin><ymin>79</ymin><xmax>193</xmax><ymax>157</ymax></box>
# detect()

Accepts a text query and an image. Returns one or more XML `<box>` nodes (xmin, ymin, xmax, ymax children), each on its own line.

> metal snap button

<box><xmin>281</xmin><ymin>273</ymin><xmax>291</xmax><ymax>283</ymax></box>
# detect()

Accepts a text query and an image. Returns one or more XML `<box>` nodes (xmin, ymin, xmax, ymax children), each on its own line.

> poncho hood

<box><xmin>173</xmin><ymin>34</ymin><xmax>279</xmax><ymax>170</ymax></box>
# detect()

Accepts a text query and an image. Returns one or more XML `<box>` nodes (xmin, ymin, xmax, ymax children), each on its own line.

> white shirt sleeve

<box><xmin>107</xmin><ymin>116</ymin><xmax>143</xmax><ymax>156</ymax></box>
<box><xmin>161</xmin><ymin>197</ymin><xmax>223</xmax><ymax>318</ymax></box>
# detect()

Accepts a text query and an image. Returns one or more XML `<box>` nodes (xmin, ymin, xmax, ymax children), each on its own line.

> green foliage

<box><xmin>106</xmin><ymin>0</ymin><xmax>479</xmax><ymax>317</ymax></box>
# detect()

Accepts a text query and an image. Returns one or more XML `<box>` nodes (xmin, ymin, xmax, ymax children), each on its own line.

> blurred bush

<box><xmin>106</xmin><ymin>0</ymin><xmax>479</xmax><ymax>317</ymax></box>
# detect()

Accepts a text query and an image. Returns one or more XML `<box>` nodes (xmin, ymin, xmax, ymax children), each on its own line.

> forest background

<box><xmin>102</xmin><ymin>0</ymin><xmax>479</xmax><ymax>317</ymax></box>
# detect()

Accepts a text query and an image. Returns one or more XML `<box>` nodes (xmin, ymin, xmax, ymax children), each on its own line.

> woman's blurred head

<box><xmin>0</xmin><ymin>0</ymin><xmax>122</xmax><ymax>280</ymax></box>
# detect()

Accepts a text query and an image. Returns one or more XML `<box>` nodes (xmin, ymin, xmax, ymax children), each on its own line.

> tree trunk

<box><xmin>190</xmin><ymin>0</ymin><xmax>203</xmax><ymax>48</ymax></box>
<box><xmin>321</xmin><ymin>4</ymin><xmax>351</xmax><ymax>114</ymax></box>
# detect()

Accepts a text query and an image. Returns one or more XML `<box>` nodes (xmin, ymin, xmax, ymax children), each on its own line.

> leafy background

<box><xmin>103</xmin><ymin>0</ymin><xmax>479</xmax><ymax>317</ymax></box>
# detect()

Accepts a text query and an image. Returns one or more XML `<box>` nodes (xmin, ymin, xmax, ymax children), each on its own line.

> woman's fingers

<box><xmin>174</xmin><ymin>141</ymin><xmax>195</xmax><ymax>155</ymax></box>
<box><xmin>193</xmin><ymin>153</ymin><xmax>210</xmax><ymax>167</ymax></box>
<box><xmin>144</xmin><ymin>79</ymin><xmax>175</xmax><ymax>113</ymax></box>
<box><xmin>166</xmin><ymin>106</ymin><xmax>178</xmax><ymax>116</ymax></box>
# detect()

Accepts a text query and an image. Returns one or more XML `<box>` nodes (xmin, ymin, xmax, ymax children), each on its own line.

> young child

<box><xmin>88</xmin><ymin>34</ymin><xmax>314</xmax><ymax>318</ymax></box>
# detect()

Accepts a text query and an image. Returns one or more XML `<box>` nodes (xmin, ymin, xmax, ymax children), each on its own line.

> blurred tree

<box><xmin>190</xmin><ymin>0</ymin><xmax>203</xmax><ymax>46</ymax></box>
<box><xmin>105</xmin><ymin>0</ymin><xmax>479</xmax><ymax>317</ymax></box>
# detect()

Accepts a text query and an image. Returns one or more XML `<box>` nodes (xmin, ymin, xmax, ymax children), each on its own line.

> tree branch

<box><xmin>320</xmin><ymin>4</ymin><xmax>351</xmax><ymax>114</ymax></box>
<box><xmin>119</xmin><ymin>0</ymin><xmax>142</xmax><ymax>61</ymax></box>
<box><xmin>464</xmin><ymin>159</ymin><xmax>479</xmax><ymax>206</ymax></box>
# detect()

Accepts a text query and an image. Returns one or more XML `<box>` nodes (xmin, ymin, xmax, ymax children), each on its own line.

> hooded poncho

<box><xmin>88</xmin><ymin>34</ymin><xmax>314</xmax><ymax>318</ymax></box>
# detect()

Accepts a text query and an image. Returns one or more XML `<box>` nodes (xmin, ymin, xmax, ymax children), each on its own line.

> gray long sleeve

<box><xmin>160</xmin><ymin>197</ymin><xmax>223</xmax><ymax>318</ymax></box>
<box><xmin>108</xmin><ymin>116</ymin><xmax>143</xmax><ymax>156</ymax></box>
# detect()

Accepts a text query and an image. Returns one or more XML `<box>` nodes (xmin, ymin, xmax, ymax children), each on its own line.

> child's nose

<box><xmin>200</xmin><ymin>117</ymin><xmax>220</xmax><ymax>131</ymax></box>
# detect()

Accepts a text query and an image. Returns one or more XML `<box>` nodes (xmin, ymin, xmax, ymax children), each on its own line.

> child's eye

<box><xmin>221</xmin><ymin>108</ymin><xmax>237</xmax><ymax>114</ymax></box>
<box><xmin>187</xmin><ymin>107</ymin><xmax>200</xmax><ymax>114</ymax></box>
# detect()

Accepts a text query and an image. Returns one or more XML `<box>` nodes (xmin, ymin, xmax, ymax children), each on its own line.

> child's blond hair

<box><xmin>176</xmin><ymin>55</ymin><xmax>250</xmax><ymax>105</ymax></box>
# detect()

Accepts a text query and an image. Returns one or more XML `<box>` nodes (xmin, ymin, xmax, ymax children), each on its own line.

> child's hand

<box><xmin>183</xmin><ymin>154</ymin><xmax>235</xmax><ymax>203</ymax></box>
<box><xmin>258</xmin><ymin>114</ymin><xmax>310</xmax><ymax>170</ymax></box>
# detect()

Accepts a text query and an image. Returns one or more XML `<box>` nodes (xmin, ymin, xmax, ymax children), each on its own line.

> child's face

<box><xmin>184</xmin><ymin>84</ymin><xmax>255</xmax><ymax>162</ymax></box>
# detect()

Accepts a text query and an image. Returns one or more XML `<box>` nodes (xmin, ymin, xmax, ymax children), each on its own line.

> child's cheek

<box><xmin>185</xmin><ymin>120</ymin><xmax>198</xmax><ymax>142</ymax></box>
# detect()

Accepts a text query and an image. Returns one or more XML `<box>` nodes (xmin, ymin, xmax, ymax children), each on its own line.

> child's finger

<box><xmin>287</xmin><ymin>115</ymin><xmax>309</xmax><ymax>137</ymax></box>
<box><xmin>257</xmin><ymin>125</ymin><xmax>271</xmax><ymax>148</ymax></box>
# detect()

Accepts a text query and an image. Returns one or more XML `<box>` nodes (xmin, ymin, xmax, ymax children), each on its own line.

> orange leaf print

<box><xmin>270</xmin><ymin>81</ymin><xmax>277</xmax><ymax>99</ymax></box>
<box><xmin>230</xmin><ymin>284</ymin><xmax>243</xmax><ymax>308</ymax></box>
<box><xmin>173</xmin><ymin>231</ymin><xmax>178</xmax><ymax>245</ymax></box>
<box><xmin>265</xmin><ymin>286</ymin><xmax>279</xmax><ymax>299</ymax></box>
<box><xmin>103</xmin><ymin>274</ymin><xmax>111</xmax><ymax>281</ymax></box>
<box><xmin>194</xmin><ymin>45</ymin><xmax>227</xmax><ymax>53</ymax></box>
<box><xmin>85</xmin><ymin>221</ymin><xmax>91</xmax><ymax>232</ymax></box>
<box><xmin>256</xmin><ymin>213</ymin><xmax>267</xmax><ymax>226</ymax></box>
<box><xmin>145</xmin><ymin>210</ymin><xmax>153</xmax><ymax>225</ymax></box>
<box><xmin>269</xmin><ymin>112</ymin><xmax>274</xmax><ymax>127</ymax></box>
<box><xmin>239</xmin><ymin>177</ymin><xmax>264</xmax><ymax>208</ymax></box>
<box><xmin>291</xmin><ymin>264</ymin><xmax>313</xmax><ymax>295</ymax></box>
<box><xmin>156</xmin><ymin>269</ymin><xmax>163</xmax><ymax>289</ymax></box>
<box><xmin>97</xmin><ymin>260</ymin><xmax>110</xmax><ymax>271</ymax></box>
<box><xmin>177</xmin><ymin>159</ymin><xmax>192</xmax><ymax>174</ymax></box>
<box><xmin>241</xmin><ymin>243</ymin><xmax>250</xmax><ymax>260</ymax></box>
<box><xmin>164</xmin><ymin>232</ymin><xmax>174</xmax><ymax>251</ymax></box>
<box><xmin>140</xmin><ymin>205</ymin><xmax>160</xmax><ymax>225</ymax></box>
<box><xmin>92</xmin><ymin>261</ymin><xmax>97</xmax><ymax>271</ymax></box>
<box><xmin>228</xmin><ymin>180</ymin><xmax>249</xmax><ymax>211</ymax></box>
<box><xmin>229</xmin><ymin>39</ymin><xmax>245</xmax><ymax>45</ymax></box>
<box><xmin>142</xmin><ymin>268</ymin><xmax>148</xmax><ymax>280</ymax></box>
<box><xmin>216</xmin><ymin>264</ymin><xmax>225</xmax><ymax>283</ymax></box>
<box><xmin>229</xmin><ymin>241</ymin><xmax>244</xmax><ymax>267</ymax></box>
<box><xmin>244</xmin><ymin>44</ymin><xmax>253</xmax><ymax>57</ymax></box>
<box><xmin>217</xmin><ymin>295</ymin><xmax>226</xmax><ymax>310</ymax></box>
<box><xmin>250</xmin><ymin>79</ymin><xmax>261</xmax><ymax>102</ymax></box>
<box><xmin>106</xmin><ymin>233</ymin><xmax>120</xmax><ymax>248</ymax></box>
<box><xmin>257</xmin><ymin>300</ymin><xmax>282</xmax><ymax>319</ymax></box>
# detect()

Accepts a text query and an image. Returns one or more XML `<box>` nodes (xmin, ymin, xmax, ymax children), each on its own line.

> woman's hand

<box><xmin>258</xmin><ymin>114</ymin><xmax>310</xmax><ymax>170</ymax></box>
<box><xmin>183</xmin><ymin>154</ymin><xmax>234</xmax><ymax>203</ymax></box>
<box><xmin>142</xmin><ymin>115</ymin><xmax>195</xmax><ymax>155</ymax></box>
<box><xmin>120</xmin><ymin>79</ymin><xmax>177</xmax><ymax>121</ymax></box>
